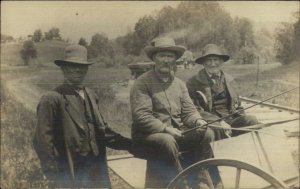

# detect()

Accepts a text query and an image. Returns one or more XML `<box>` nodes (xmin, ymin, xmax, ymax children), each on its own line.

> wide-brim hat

<box><xmin>144</xmin><ymin>37</ymin><xmax>186</xmax><ymax>60</ymax></box>
<box><xmin>54</xmin><ymin>44</ymin><xmax>94</xmax><ymax>66</ymax></box>
<box><xmin>195</xmin><ymin>44</ymin><xmax>230</xmax><ymax>64</ymax></box>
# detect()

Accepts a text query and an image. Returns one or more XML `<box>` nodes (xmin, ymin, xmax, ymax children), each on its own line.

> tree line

<box><xmin>116</xmin><ymin>2</ymin><xmax>258</xmax><ymax>64</ymax></box>
<box><xmin>15</xmin><ymin>1</ymin><xmax>299</xmax><ymax>66</ymax></box>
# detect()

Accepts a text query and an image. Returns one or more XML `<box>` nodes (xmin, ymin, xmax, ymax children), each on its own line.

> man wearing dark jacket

<box><xmin>33</xmin><ymin>44</ymin><xmax>131</xmax><ymax>188</ymax></box>
<box><xmin>186</xmin><ymin>44</ymin><xmax>258</xmax><ymax>138</ymax></box>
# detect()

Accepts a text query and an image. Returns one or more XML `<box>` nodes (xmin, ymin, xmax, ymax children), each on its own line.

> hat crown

<box><xmin>151</xmin><ymin>37</ymin><xmax>176</xmax><ymax>47</ymax></box>
<box><xmin>201</xmin><ymin>44</ymin><xmax>225</xmax><ymax>57</ymax></box>
<box><xmin>64</xmin><ymin>45</ymin><xmax>87</xmax><ymax>62</ymax></box>
<box><xmin>195</xmin><ymin>44</ymin><xmax>230</xmax><ymax>64</ymax></box>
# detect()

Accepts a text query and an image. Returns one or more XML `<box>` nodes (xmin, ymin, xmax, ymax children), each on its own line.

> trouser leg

<box><xmin>180</xmin><ymin>128</ymin><xmax>221</xmax><ymax>187</ymax></box>
<box><xmin>230</xmin><ymin>114</ymin><xmax>259</xmax><ymax>136</ymax></box>
<box><xmin>73</xmin><ymin>154</ymin><xmax>111</xmax><ymax>188</ymax></box>
<box><xmin>198</xmin><ymin>110</ymin><xmax>228</xmax><ymax>140</ymax></box>
<box><xmin>180</xmin><ymin>127</ymin><xmax>215</xmax><ymax>161</ymax></box>
<box><xmin>134</xmin><ymin>133</ymin><xmax>182</xmax><ymax>188</ymax></box>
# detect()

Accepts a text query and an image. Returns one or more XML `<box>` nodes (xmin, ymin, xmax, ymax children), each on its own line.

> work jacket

<box><xmin>130</xmin><ymin>70</ymin><xmax>203</xmax><ymax>140</ymax></box>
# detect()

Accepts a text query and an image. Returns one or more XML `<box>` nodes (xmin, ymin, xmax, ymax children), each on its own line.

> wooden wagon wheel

<box><xmin>167</xmin><ymin>158</ymin><xmax>287</xmax><ymax>189</ymax></box>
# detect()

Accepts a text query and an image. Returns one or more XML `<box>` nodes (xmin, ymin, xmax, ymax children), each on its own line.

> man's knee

<box><xmin>232</xmin><ymin>114</ymin><xmax>259</xmax><ymax>128</ymax></box>
<box><xmin>195</xmin><ymin>127</ymin><xmax>214</xmax><ymax>143</ymax></box>
<box><xmin>146</xmin><ymin>133</ymin><xmax>179</xmax><ymax>157</ymax></box>
<box><xmin>243</xmin><ymin>115</ymin><xmax>259</xmax><ymax>125</ymax></box>
<box><xmin>239</xmin><ymin>115</ymin><xmax>259</xmax><ymax>126</ymax></box>
<box><xmin>203</xmin><ymin>128</ymin><xmax>215</xmax><ymax>142</ymax></box>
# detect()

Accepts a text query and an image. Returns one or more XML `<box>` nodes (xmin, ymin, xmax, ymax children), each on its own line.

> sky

<box><xmin>1</xmin><ymin>1</ymin><xmax>299</xmax><ymax>43</ymax></box>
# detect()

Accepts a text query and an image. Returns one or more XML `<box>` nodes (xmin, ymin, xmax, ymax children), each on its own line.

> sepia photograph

<box><xmin>1</xmin><ymin>1</ymin><xmax>299</xmax><ymax>188</ymax></box>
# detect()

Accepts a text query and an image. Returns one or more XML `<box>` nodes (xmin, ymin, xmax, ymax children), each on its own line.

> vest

<box><xmin>76</xmin><ymin>89</ymin><xmax>99</xmax><ymax>156</ymax></box>
<box><xmin>209</xmin><ymin>74</ymin><xmax>230</xmax><ymax>116</ymax></box>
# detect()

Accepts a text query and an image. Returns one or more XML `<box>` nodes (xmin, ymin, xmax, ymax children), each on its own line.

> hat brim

<box><xmin>54</xmin><ymin>59</ymin><xmax>94</xmax><ymax>66</ymax></box>
<box><xmin>145</xmin><ymin>46</ymin><xmax>186</xmax><ymax>61</ymax></box>
<box><xmin>195</xmin><ymin>54</ymin><xmax>230</xmax><ymax>64</ymax></box>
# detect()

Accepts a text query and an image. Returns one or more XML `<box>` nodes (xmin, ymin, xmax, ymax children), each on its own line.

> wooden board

<box><xmin>211</xmin><ymin>123</ymin><xmax>298</xmax><ymax>188</ymax></box>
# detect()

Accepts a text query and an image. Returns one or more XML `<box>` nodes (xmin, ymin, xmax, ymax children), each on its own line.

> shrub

<box><xmin>20</xmin><ymin>40</ymin><xmax>37</xmax><ymax>65</ymax></box>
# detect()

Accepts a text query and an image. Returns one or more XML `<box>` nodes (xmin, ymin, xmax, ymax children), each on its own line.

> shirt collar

<box><xmin>153</xmin><ymin>70</ymin><xmax>175</xmax><ymax>83</ymax></box>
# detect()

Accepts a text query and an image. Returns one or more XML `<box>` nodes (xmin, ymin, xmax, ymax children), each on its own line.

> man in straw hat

<box><xmin>186</xmin><ymin>44</ymin><xmax>258</xmax><ymax>138</ymax></box>
<box><xmin>130</xmin><ymin>37</ymin><xmax>220</xmax><ymax>188</ymax></box>
<box><xmin>33</xmin><ymin>44</ymin><xmax>131</xmax><ymax>188</ymax></box>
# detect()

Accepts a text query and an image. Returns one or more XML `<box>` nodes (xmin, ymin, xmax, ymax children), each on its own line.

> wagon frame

<box><xmin>107</xmin><ymin>97</ymin><xmax>299</xmax><ymax>189</ymax></box>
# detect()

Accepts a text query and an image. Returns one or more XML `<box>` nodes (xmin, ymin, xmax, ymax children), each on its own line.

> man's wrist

<box><xmin>162</xmin><ymin>126</ymin><xmax>167</xmax><ymax>133</ymax></box>
<box><xmin>195</xmin><ymin>118</ymin><xmax>204</xmax><ymax>126</ymax></box>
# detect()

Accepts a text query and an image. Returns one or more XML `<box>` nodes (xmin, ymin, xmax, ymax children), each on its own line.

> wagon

<box><xmin>107</xmin><ymin>96</ymin><xmax>299</xmax><ymax>189</ymax></box>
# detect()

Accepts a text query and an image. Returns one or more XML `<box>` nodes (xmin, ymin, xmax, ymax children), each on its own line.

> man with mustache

<box><xmin>130</xmin><ymin>37</ymin><xmax>218</xmax><ymax>188</ymax></box>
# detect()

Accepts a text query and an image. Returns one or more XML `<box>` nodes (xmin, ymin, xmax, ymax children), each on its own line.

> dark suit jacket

<box><xmin>33</xmin><ymin>84</ymin><xmax>131</xmax><ymax>180</ymax></box>
<box><xmin>186</xmin><ymin>69</ymin><xmax>242</xmax><ymax>114</ymax></box>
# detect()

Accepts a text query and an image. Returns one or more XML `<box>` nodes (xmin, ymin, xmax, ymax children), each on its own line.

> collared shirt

<box><xmin>75</xmin><ymin>89</ymin><xmax>85</xmax><ymax>100</ymax></box>
<box><xmin>130</xmin><ymin>70</ymin><xmax>203</xmax><ymax>139</ymax></box>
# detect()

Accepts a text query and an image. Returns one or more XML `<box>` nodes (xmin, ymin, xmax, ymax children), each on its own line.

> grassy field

<box><xmin>1</xmin><ymin>41</ymin><xmax>299</xmax><ymax>188</ymax></box>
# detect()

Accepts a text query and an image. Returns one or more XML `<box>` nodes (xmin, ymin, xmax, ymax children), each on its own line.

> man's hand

<box><xmin>196</xmin><ymin>119</ymin><xmax>207</xmax><ymax>127</ymax></box>
<box><xmin>165</xmin><ymin>127</ymin><xmax>182</xmax><ymax>139</ymax></box>
<box><xmin>220</xmin><ymin>120</ymin><xmax>232</xmax><ymax>136</ymax></box>
<box><xmin>194</xmin><ymin>119</ymin><xmax>208</xmax><ymax>132</ymax></box>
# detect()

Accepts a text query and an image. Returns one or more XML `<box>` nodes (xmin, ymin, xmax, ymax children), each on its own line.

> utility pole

<box><xmin>255</xmin><ymin>56</ymin><xmax>260</xmax><ymax>92</ymax></box>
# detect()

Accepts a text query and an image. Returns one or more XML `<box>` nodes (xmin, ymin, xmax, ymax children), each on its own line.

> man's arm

<box><xmin>186</xmin><ymin>76</ymin><xmax>198</xmax><ymax>105</ymax></box>
<box><xmin>33</xmin><ymin>93</ymin><xmax>60</xmax><ymax>178</ymax></box>
<box><xmin>130</xmin><ymin>79</ymin><xmax>166</xmax><ymax>135</ymax></box>
<box><xmin>180</xmin><ymin>81</ymin><xmax>206</xmax><ymax>127</ymax></box>
<box><xmin>103</xmin><ymin>127</ymin><xmax>132</xmax><ymax>151</ymax></box>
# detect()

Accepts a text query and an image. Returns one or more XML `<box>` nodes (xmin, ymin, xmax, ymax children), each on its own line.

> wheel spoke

<box><xmin>235</xmin><ymin>168</ymin><xmax>241</xmax><ymax>189</ymax></box>
<box><xmin>168</xmin><ymin>159</ymin><xmax>287</xmax><ymax>189</ymax></box>
<box><xmin>204</xmin><ymin>169</ymin><xmax>215</xmax><ymax>189</ymax></box>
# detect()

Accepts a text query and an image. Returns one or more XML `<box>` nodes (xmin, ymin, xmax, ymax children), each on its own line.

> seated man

<box><xmin>33</xmin><ymin>44</ymin><xmax>131</xmax><ymax>188</ymax></box>
<box><xmin>186</xmin><ymin>44</ymin><xmax>259</xmax><ymax>138</ymax></box>
<box><xmin>130</xmin><ymin>37</ymin><xmax>217</xmax><ymax>188</ymax></box>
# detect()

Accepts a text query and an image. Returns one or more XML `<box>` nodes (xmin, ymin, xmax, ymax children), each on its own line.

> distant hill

<box><xmin>1</xmin><ymin>40</ymin><xmax>69</xmax><ymax>66</ymax></box>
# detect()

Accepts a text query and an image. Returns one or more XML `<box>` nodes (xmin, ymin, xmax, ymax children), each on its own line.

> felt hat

<box><xmin>195</xmin><ymin>44</ymin><xmax>229</xmax><ymax>64</ymax></box>
<box><xmin>144</xmin><ymin>37</ymin><xmax>186</xmax><ymax>60</ymax></box>
<box><xmin>54</xmin><ymin>44</ymin><xmax>93</xmax><ymax>66</ymax></box>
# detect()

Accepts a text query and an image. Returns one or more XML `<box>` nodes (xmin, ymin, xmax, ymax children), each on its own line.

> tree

<box><xmin>33</xmin><ymin>29</ymin><xmax>42</xmax><ymax>42</ymax></box>
<box><xmin>44</xmin><ymin>32</ymin><xmax>51</xmax><ymax>40</ymax></box>
<box><xmin>1</xmin><ymin>35</ymin><xmax>14</xmax><ymax>43</ymax></box>
<box><xmin>135</xmin><ymin>15</ymin><xmax>159</xmax><ymax>46</ymax></box>
<box><xmin>88</xmin><ymin>33</ymin><xmax>115</xmax><ymax>59</ymax></box>
<box><xmin>78</xmin><ymin>37</ymin><xmax>88</xmax><ymax>47</ymax></box>
<box><xmin>292</xmin><ymin>11</ymin><xmax>300</xmax><ymax>60</ymax></box>
<box><xmin>44</xmin><ymin>27</ymin><xmax>61</xmax><ymax>40</ymax></box>
<box><xmin>49</xmin><ymin>27</ymin><xmax>60</xmax><ymax>39</ymax></box>
<box><xmin>234</xmin><ymin>18</ymin><xmax>256</xmax><ymax>48</ymax></box>
<box><xmin>121</xmin><ymin>32</ymin><xmax>144</xmax><ymax>55</ymax></box>
<box><xmin>274</xmin><ymin>22</ymin><xmax>294</xmax><ymax>64</ymax></box>
<box><xmin>20</xmin><ymin>40</ymin><xmax>37</xmax><ymax>65</ymax></box>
